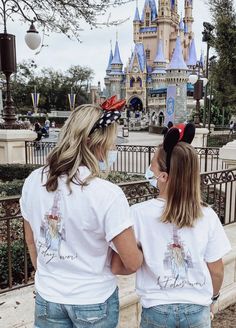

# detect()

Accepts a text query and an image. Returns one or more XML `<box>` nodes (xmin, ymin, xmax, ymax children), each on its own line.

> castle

<box><xmin>104</xmin><ymin>0</ymin><xmax>201</xmax><ymax>125</ymax></box>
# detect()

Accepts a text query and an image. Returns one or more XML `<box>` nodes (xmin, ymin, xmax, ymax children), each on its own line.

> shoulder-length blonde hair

<box><xmin>43</xmin><ymin>104</ymin><xmax>117</xmax><ymax>192</ymax></box>
<box><xmin>157</xmin><ymin>142</ymin><xmax>203</xmax><ymax>228</ymax></box>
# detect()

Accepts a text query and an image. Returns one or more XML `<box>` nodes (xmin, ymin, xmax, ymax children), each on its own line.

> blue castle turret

<box><xmin>187</xmin><ymin>39</ymin><xmax>197</xmax><ymax>69</ymax></box>
<box><xmin>166</xmin><ymin>36</ymin><xmax>189</xmax><ymax>124</ymax></box>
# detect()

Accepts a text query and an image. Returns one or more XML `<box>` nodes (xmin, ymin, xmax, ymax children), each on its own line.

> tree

<box><xmin>10</xmin><ymin>61</ymin><xmax>94</xmax><ymax>112</ymax></box>
<box><xmin>0</xmin><ymin>0</ymin><xmax>132</xmax><ymax>40</ymax></box>
<box><xmin>207</xmin><ymin>0</ymin><xmax>236</xmax><ymax>114</ymax></box>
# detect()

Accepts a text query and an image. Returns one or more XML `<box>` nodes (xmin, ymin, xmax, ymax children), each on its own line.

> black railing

<box><xmin>1</xmin><ymin>167</ymin><xmax>235</xmax><ymax>294</ymax></box>
<box><xmin>25</xmin><ymin>142</ymin><xmax>225</xmax><ymax>173</ymax></box>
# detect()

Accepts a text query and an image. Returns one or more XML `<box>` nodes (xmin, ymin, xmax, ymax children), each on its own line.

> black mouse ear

<box><xmin>164</xmin><ymin>128</ymin><xmax>180</xmax><ymax>173</ymax></box>
<box><xmin>163</xmin><ymin>128</ymin><xmax>180</xmax><ymax>153</ymax></box>
<box><xmin>182</xmin><ymin>123</ymin><xmax>195</xmax><ymax>144</ymax></box>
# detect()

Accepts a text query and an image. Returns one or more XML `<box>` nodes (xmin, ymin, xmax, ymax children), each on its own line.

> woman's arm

<box><xmin>207</xmin><ymin>258</ymin><xmax>224</xmax><ymax>296</ymax></box>
<box><xmin>111</xmin><ymin>227</ymin><xmax>143</xmax><ymax>275</ymax></box>
<box><xmin>24</xmin><ymin>220</ymin><xmax>37</xmax><ymax>270</ymax></box>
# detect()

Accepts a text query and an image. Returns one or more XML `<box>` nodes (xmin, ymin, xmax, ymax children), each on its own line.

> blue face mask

<box><xmin>145</xmin><ymin>166</ymin><xmax>161</xmax><ymax>189</ymax></box>
<box><xmin>99</xmin><ymin>150</ymin><xmax>118</xmax><ymax>171</ymax></box>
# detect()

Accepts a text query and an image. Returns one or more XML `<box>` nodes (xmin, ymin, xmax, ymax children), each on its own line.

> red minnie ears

<box><xmin>163</xmin><ymin>123</ymin><xmax>196</xmax><ymax>173</ymax></box>
<box><xmin>101</xmin><ymin>95</ymin><xmax>126</xmax><ymax>111</ymax></box>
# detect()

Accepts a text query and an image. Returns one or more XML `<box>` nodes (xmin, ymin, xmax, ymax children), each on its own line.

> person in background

<box><xmin>229</xmin><ymin>121</ymin><xmax>234</xmax><ymax>135</ymax></box>
<box><xmin>161</xmin><ymin>120</ymin><xmax>173</xmax><ymax>138</ymax></box>
<box><xmin>112</xmin><ymin>123</ymin><xmax>231</xmax><ymax>328</ymax></box>
<box><xmin>21</xmin><ymin>97</ymin><xmax>143</xmax><ymax>328</ymax></box>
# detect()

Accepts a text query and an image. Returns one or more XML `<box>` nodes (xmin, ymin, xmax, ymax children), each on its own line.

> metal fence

<box><xmin>25</xmin><ymin>142</ymin><xmax>225</xmax><ymax>173</ymax></box>
<box><xmin>1</xmin><ymin>167</ymin><xmax>235</xmax><ymax>294</ymax></box>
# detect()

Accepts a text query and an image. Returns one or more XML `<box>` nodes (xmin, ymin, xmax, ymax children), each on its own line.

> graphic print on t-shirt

<box><xmin>156</xmin><ymin>226</ymin><xmax>206</xmax><ymax>289</ymax></box>
<box><xmin>163</xmin><ymin>226</ymin><xmax>193</xmax><ymax>279</ymax></box>
<box><xmin>40</xmin><ymin>190</ymin><xmax>66</xmax><ymax>257</ymax></box>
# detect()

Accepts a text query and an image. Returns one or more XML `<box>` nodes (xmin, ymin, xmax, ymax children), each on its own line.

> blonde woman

<box><xmin>20</xmin><ymin>98</ymin><xmax>143</xmax><ymax>328</ymax></box>
<box><xmin>112</xmin><ymin>124</ymin><xmax>231</xmax><ymax>328</ymax></box>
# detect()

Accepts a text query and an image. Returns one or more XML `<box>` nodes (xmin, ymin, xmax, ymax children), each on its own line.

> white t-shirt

<box><xmin>20</xmin><ymin>166</ymin><xmax>132</xmax><ymax>305</ymax></box>
<box><xmin>131</xmin><ymin>199</ymin><xmax>231</xmax><ymax>308</ymax></box>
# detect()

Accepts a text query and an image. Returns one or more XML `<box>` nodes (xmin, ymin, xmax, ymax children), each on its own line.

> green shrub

<box><xmin>0</xmin><ymin>164</ymin><xmax>40</xmax><ymax>182</ymax></box>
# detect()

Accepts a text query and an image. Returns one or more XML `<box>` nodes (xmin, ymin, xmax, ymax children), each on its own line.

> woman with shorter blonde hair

<box><xmin>20</xmin><ymin>98</ymin><xmax>143</xmax><ymax>328</ymax></box>
<box><xmin>112</xmin><ymin>123</ymin><xmax>231</xmax><ymax>328</ymax></box>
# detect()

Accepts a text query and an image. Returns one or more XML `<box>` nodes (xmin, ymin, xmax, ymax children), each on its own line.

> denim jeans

<box><xmin>140</xmin><ymin>304</ymin><xmax>211</xmax><ymax>328</ymax></box>
<box><xmin>34</xmin><ymin>287</ymin><xmax>119</xmax><ymax>328</ymax></box>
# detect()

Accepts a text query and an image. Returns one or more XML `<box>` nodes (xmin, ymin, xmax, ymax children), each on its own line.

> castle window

<box><xmin>146</xmin><ymin>49</ymin><xmax>150</xmax><ymax>60</ymax></box>
<box><xmin>130</xmin><ymin>77</ymin><xmax>135</xmax><ymax>88</ymax></box>
<box><xmin>146</xmin><ymin>20</ymin><xmax>150</xmax><ymax>27</ymax></box>
<box><xmin>146</xmin><ymin>12</ymin><xmax>150</xmax><ymax>19</ymax></box>
<box><xmin>137</xmin><ymin>77</ymin><xmax>142</xmax><ymax>87</ymax></box>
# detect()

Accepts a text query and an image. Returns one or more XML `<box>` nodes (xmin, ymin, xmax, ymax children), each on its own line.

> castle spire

<box><xmin>168</xmin><ymin>36</ymin><xmax>188</xmax><ymax>70</ymax></box>
<box><xmin>134</xmin><ymin>2</ymin><xmax>140</xmax><ymax>21</ymax></box>
<box><xmin>111</xmin><ymin>40</ymin><xmax>123</xmax><ymax>65</ymax></box>
<box><xmin>142</xmin><ymin>0</ymin><xmax>157</xmax><ymax>21</ymax></box>
<box><xmin>154</xmin><ymin>39</ymin><xmax>166</xmax><ymax>63</ymax></box>
<box><xmin>187</xmin><ymin>39</ymin><xmax>197</xmax><ymax>68</ymax></box>
<box><xmin>106</xmin><ymin>48</ymin><xmax>113</xmax><ymax>72</ymax></box>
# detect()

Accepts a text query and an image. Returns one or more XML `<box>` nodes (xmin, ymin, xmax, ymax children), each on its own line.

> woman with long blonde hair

<box><xmin>21</xmin><ymin>98</ymin><xmax>143</xmax><ymax>328</ymax></box>
<box><xmin>112</xmin><ymin>123</ymin><xmax>231</xmax><ymax>328</ymax></box>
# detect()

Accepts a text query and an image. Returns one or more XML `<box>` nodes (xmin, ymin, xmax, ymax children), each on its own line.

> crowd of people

<box><xmin>20</xmin><ymin>97</ymin><xmax>231</xmax><ymax>328</ymax></box>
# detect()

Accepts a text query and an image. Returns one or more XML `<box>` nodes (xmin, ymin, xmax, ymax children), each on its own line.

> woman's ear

<box><xmin>160</xmin><ymin>172</ymin><xmax>169</xmax><ymax>183</ymax></box>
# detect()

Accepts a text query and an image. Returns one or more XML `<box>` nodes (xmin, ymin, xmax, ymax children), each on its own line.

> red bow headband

<box><xmin>163</xmin><ymin>122</ymin><xmax>196</xmax><ymax>173</ymax></box>
<box><xmin>89</xmin><ymin>96</ymin><xmax>126</xmax><ymax>135</ymax></box>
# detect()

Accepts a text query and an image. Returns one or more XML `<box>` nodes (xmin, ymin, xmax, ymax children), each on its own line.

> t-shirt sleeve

<box><xmin>104</xmin><ymin>192</ymin><xmax>133</xmax><ymax>242</ymax></box>
<box><xmin>19</xmin><ymin>176</ymin><xmax>31</xmax><ymax>222</ymax></box>
<box><xmin>130</xmin><ymin>205</ymin><xmax>141</xmax><ymax>243</ymax></box>
<box><xmin>204</xmin><ymin>211</ymin><xmax>232</xmax><ymax>262</ymax></box>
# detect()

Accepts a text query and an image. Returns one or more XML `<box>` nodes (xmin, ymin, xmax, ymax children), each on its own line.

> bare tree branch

<box><xmin>0</xmin><ymin>0</ymin><xmax>134</xmax><ymax>40</ymax></box>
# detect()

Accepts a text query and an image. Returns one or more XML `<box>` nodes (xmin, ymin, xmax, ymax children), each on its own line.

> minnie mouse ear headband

<box><xmin>163</xmin><ymin>123</ymin><xmax>195</xmax><ymax>173</ymax></box>
<box><xmin>89</xmin><ymin>95</ymin><xmax>126</xmax><ymax>136</ymax></box>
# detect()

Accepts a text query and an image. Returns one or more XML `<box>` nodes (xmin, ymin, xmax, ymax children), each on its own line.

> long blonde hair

<box><xmin>157</xmin><ymin>142</ymin><xmax>203</xmax><ymax>228</ymax></box>
<box><xmin>43</xmin><ymin>104</ymin><xmax>117</xmax><ymax>192</ymax></box>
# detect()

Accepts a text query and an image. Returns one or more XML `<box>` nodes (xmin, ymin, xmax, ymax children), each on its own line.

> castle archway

<box><xmin>128</xmin><ymin>97</ymin><xmax>143</xmax><ymax>111</ymax></box>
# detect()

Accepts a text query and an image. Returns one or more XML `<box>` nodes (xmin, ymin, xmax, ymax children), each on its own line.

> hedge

<box><xmin>0</xmin><ymin>164</ymin><xmax>143</xmax><ymax>197</ymax></box>
<box><xmin>0</xmin><ymin>164</ymin><xmax>40</xmax><ymax>182</ymax></box>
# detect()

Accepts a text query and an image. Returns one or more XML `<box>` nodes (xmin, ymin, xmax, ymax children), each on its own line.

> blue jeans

<box><xmin>140</xmin><ymin>304</ymin><xmax>211</xmax><ymax>328</ymax></box>
<box><xmin>35</xmin><ymin>288</ymin><xmax>119</xmax><ymax>328</ymax></box>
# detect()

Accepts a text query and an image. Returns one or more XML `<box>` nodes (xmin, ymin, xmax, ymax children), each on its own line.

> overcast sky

<box><xmin>6</xmin><ymin>0</ymin><xmax>235</xmax><ymax>87</ymax></box>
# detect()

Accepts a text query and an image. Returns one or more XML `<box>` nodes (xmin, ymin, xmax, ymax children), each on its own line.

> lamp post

<box><xmin>0</xmin><ymin>1</ymin><xmax>41</xmax><ymax>129</ymax></box>
<box><xmin>189</xmin><ymin>64</ymin><xmax>208</xmax><ymax>127</ymax></box>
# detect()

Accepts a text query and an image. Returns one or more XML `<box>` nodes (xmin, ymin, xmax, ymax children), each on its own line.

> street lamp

<box><xmin>189</xmin><ymin>64</ymin><xmax>208</xmax><ymax>127</ymax></box>
<box><xmin>0</xmin><ymin>1</ymin><xmax>41</xmax><ymax>129</ymax></box>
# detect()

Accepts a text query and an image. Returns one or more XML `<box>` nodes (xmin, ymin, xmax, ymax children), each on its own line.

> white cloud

<box><xmin>5</xmin><ymin>0</ymin><xmax>236</xmax><ymax>87</ymax></box>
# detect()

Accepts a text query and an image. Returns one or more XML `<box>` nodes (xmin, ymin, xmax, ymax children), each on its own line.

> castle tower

<box><xmin>133</xmin><ymin>5</ymin><xmax>141</xmax><ymax>43</ymax></box>
<box><xmin>137</xmin><ymin>0</ymin><xmax>158</xmax><ymax>66</ymax></box>
<box><xmin>171</xmin><ymin>0</ymin><xmax>179</xmax><ymax>24</ymax></box>
<box><xmin>109</xmin><ymin>40</ymin><xmax>124</xmax><ymax>99</ymax></box>
<box><xmin>152</xmin><ymin>39</ymin><xmax>167</xmax><ymax>89</ymax></box>
<box><xmin>158</xmin><ymin>0</ymin><xmax>175</xmax><ymax>61</ymax></box>
<box><xmin>184</xmin><ymin>0</ymin><xmax>194</xmax><ymax>36</ymax></box>
<box><xmin>104</xmin><ymin>48</ymin><xmax>113</xmax><ymax>97</ymax></box>
<box><xmin>165</xmin><ymin>36</ymin><xmax>189</xmax><ymax>123</ymax></box>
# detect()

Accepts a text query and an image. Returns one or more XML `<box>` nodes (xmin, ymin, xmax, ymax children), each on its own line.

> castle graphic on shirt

<box><xmin>163</xmin><ymin>226</ymin><xmax>193</xmax><ymax>279</ymax></box>
<box><xmin>40</xmin><ymin>190</ymin><xmax>66</xmax><ymax>256</ymax></box>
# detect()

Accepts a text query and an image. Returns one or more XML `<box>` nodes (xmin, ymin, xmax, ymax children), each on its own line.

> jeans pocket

<box><xmin>141</xmin><ymin>307</ymin><xmax>168</xmax><ymax>328</ymax></box>
<box><xmin>184</xmin><ymin>305</ymin><xmax>210</xmax><ymax>328</ymax></box>
<box><xmin>35</xmin><ymin>293</ymin><xmax>47</xmax><ymax>319</ymax></box>
<box><xmin>73</xmin><ymin>302</ymin><xmax>107</xmax><ymax>325</ymax></box>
